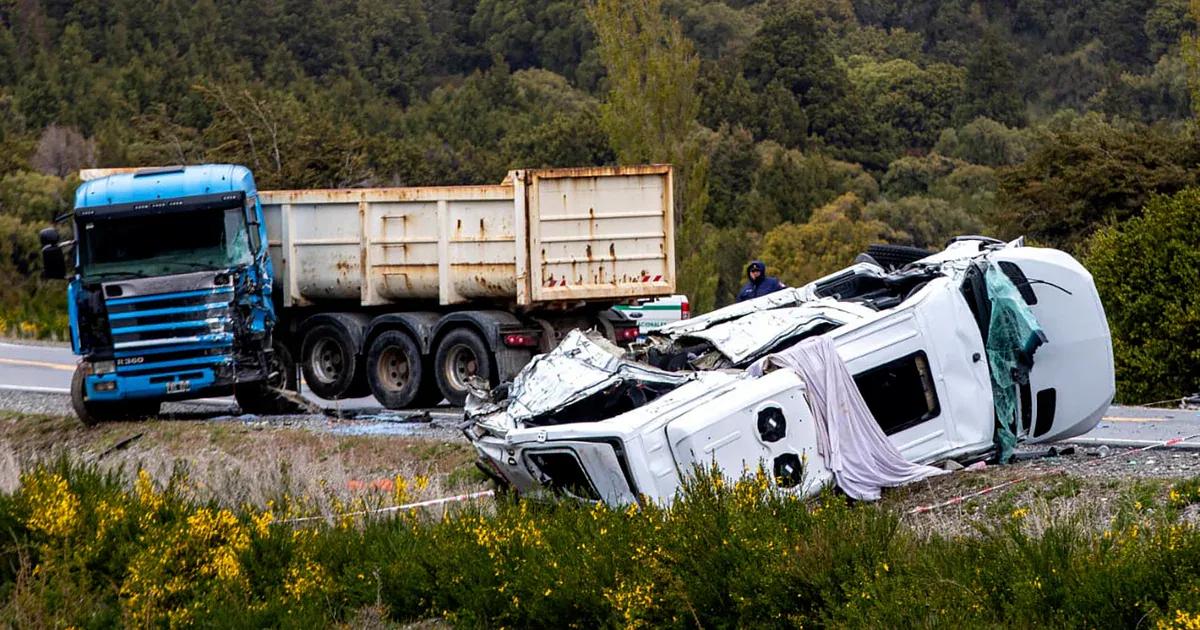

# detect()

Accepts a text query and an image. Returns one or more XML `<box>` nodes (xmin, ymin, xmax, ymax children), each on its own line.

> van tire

<box><xmin>865</xmin><ymin>244</ymin><xmax>933</xmax><ymax>270</ymax></box>
<box><xmin>434</xmin><ymin>328</ymin><xmax>494</xmax><ymax>407</ymax></box>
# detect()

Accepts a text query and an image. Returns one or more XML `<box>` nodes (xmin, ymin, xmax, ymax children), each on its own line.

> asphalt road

<box><xmin>1</xmin><ymin>340</ymin><xmax>1199</xmax><ymax>448</ymax></box>
<box><xmin>0</xmin><ymin>340</ymin><xmax>386</xmax><ymax>412</ymax></box>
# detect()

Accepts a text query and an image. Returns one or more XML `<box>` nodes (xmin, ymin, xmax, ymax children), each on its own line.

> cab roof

<box><xmin>74</xmin><ymin>165</ymin><xmax>257</xmax><ymax>209</ymax></box>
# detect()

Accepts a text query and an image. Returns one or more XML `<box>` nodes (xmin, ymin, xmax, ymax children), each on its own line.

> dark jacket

<box><xmin>736</xmin><ymin>260</ymin><xmax>786</xmax><ymax>302</ymax></box>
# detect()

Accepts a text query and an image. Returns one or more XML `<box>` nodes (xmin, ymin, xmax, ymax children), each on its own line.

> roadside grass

<box><xmin>5</xmin><ymin>453</ymin><xmax>1200</xmax><ymax>627</ymax></box>
<box><xmin>0</xmin><ymin>411</ymin><xmax>479</xmax><ymax>512</ymax></box>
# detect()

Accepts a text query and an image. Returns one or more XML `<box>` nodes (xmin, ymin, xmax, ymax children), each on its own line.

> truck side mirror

<box><xmin>39</xmin><ymin>228</ymin><xmax>65</xmax><ymax>279</ymax></box>
<box><xmin>41</xmin><ymin>244</ymin><xmax>65</xmax><ymax>279</ymax></box>
<box><xmin>39</xmin><ymin>227</ymin><xmax>60</xmax><ymax>246</ymax></box>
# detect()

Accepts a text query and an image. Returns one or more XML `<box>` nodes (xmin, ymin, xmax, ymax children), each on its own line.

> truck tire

<box><xmin>301</xmin><ymin>323</ymin><xmax>368</xmax><ymax>399</ymax></box>
<box><xmin>366</xmin><ymin>330</ymin><xmax>440</xmax><ymax>409</ymax></box>
<box><xmin>434</xmin><ymin>328</ymin><xmax>494</xmax><ymax>407</ymax></box>
<box><xmin>235</xmin><ymin>341</ymin><xmax>302</xmax><ymax>415</ymax></box>
<box><xmin>70</xmin><ymin>364</ymin><xmax>159</xmax><ymax>426</ymax></box>
<box><xmin>865</xmin><ymin>244</ymin><xmax>933</xmax><ymax>270</ymax></box>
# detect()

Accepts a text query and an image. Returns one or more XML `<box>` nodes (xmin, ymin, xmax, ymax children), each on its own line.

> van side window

<box><xmin>853</xmin><ymin>351</ymin><xmax>941</xmax><ymax>435</ymax></box>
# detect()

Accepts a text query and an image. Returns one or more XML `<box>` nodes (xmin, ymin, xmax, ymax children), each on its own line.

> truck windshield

<box><xmin>78</xmin><ymin>204</ymin><xmax>252</xmax><ymax>281</ymax></box>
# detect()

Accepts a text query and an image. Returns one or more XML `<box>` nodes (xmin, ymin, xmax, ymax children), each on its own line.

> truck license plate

<box><xmin>166</xmin><ymin>380</ymin><xmax>190</xmax><ymax>394</ymax></box>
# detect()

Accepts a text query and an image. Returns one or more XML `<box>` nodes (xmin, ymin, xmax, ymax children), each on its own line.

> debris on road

<box><xmin>466</xmin><ymin>237</ymin><xmax>1116</xmax><ymax>506</ymax></box>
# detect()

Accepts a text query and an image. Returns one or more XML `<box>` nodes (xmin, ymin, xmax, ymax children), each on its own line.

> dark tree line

<box><xmin>0</xmin><ymin>0</ymin><xmax>1197</xmax><ymax>338</ymax></box>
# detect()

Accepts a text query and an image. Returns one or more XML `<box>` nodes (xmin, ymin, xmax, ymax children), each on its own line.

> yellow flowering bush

<box><xmin>14</xmin><ymin>461</ymin><xmax>1200</xmax><ymax>627</ymax></box>
<box><xmin>23</xmin><ymin>471</ymin><xmax>80</xmax><ymax>538</ymax></box>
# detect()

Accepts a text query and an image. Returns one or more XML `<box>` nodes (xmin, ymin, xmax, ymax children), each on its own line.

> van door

<box><xmin>989</xmin><ymin>248</ymin><xmax>1114</xmax><ymax>442</ymax></box>
<box><xmin>831</xmin><ymin>278</ymin><xmax>994</xmax><ymax>464</ymax></box>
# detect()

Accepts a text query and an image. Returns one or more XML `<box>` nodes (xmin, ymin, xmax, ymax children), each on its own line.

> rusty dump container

<box><xmin>258</xmin><ymin>165</ymin><xmax>675</xmax><ymax>308</ymax></box>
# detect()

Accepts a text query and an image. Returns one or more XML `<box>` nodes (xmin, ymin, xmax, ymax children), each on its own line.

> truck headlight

<box><xmin>92</xmin><ymin>360</ymin><xmax>115</xmax><ymax>375</ymax></box>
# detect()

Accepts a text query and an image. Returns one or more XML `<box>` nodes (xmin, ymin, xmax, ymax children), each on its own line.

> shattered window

<box><xmin>526</xmin><ymin>450</ymin><xmax>601</xmax><ymax>500</ymax></box>
<box><xmin>853</xmin><ymin>351</ymin><xmax>940</xmax><ymax>435</ymax></box>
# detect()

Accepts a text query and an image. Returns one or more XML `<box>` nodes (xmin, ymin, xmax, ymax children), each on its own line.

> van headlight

<box><xmin>92</xmin><ymin>360</ymin><xmax>116</xmax><ymax>375</ymax></box>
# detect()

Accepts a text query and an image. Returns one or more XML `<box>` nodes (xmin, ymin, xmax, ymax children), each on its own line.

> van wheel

<box><xmin>71</xmin><ymin>364</ymin><xmax>159</xmax><ymax>426</ymax></box>
<box><xmin>366</xmin><ymin>330</ymin><xmax>434</xmax><ymax>410</ymax></box>
<box><xmin>301</xmin><ymin>323</ymin><xmax>368</xmax><ymax>399</ymax></box>
<box><xmin>434</xmin><ymin>329</ymin><xmax>494</xmax><ymax>407</ymax></box>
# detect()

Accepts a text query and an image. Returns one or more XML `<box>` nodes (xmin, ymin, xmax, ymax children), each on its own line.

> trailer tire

<box><xmin>434</xmin><ymin>328</ymin><xmax>494</xmax><ymax>407</ymax></box>
<box><xmin>301</xmin><ymin>323</ymin><xmax>367</xmax><ymax>400</ymax></box>
<box><xmin>366</xmin><ymin>330</ymin><xmax>433</xmax><ymax>410</ymax></box>
<box><xmin>864</xmin><ymin>244</ymin><xmax>933</xmax><ymax>270</ymax></box>
<box><xmin>71</xmin><ymin>364</ymin><xmax>159</xmax><ymax>426</ymax></box>
<box><xmin>235</xmin><ymin>341</ymin><xmax>302</xmax><ymax>415</ymax></box>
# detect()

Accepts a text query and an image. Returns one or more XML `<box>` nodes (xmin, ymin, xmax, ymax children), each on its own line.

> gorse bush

<box><xmin>5</xmin><ymin>461</ymin><xmax>1200</xmax><ymax>627</ymax></box>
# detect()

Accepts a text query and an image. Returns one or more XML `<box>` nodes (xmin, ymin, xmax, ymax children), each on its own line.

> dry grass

<box><xmin>0</xmin><ymin>411</ymin><xmax>484</xmax><ymax>514</ymax></box>
<box><xmin>887</xmin><ymin>449</ymin><xmax>1198</xmax><ymax>538</ymax></box>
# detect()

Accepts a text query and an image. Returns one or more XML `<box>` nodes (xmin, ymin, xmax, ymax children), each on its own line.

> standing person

<box><xmin>736</xmin><ymin>260</ymin><xmax>786</xmax><ymax>302</ymax></box>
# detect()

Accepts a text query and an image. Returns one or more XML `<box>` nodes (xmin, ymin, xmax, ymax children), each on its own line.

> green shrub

<box><xmin>1085</xmin><ymin>187</ymin><xmax>1200</xmax><ymax>403</ymax></box>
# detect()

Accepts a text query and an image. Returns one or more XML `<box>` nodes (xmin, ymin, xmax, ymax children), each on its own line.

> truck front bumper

<box><xmin>85</xmin><ymin>359</ymin><xmax>235</xmax><ymax>402</ymax></box>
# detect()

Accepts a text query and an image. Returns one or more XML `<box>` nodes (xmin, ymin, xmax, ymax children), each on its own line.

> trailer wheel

<box><xmin>434</xmin><ymin>328</ymin><xmax>494</xmax><ymax>406</ymax></box>
<box><xmin>366</xmin><ymin>330</ymin><xmax>433</xmax><ymax>410</ymax></box>
<box><xmin>301</xmin><ymin>323</ymin><xmax>367</xmax><ymax>399</ymax></box>
<box><xmin>70</xmin><ymin>364</ymin><xmax>159</xmax><ymax>426</ymax></box>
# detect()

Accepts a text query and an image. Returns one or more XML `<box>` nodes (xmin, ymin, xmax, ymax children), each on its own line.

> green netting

<box><xmin>985</xmin><ymin>263</ymin><xmax>1046</xmax><ymax>463</ymax></box>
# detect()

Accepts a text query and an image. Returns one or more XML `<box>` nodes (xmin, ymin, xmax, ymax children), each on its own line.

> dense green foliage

<box><xmin>1087</xmin><ymin>187</ymin><xmax>1200</xmax><ymax>403</ymax></box>
<box><xmin>7</xmin><ymin>460</ymin><xmax>1200</xmax><ymax>626</ymax></box>
<box><xmin>1</xmin><ymin>0</ymin><xmax>1199</xmax><ymax>395</ymax></box>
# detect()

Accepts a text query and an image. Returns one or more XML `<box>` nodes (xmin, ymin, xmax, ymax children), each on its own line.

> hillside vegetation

<box><xmin>2</xmin><ymin>0</ymin><xmax>1200</xmax><ymax>399</ymax></box>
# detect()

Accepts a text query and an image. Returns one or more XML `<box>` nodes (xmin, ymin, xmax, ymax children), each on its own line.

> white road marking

<box><xmin>1065</xmin><ymin>436</ymin><xmax>1200</xmax><ymax>450</ymax></box>
<box><xmin>0</xmin><ymin>384</ymin><xmax>69</xmax><ymax>394</ymax></box>
<box><xmin>0</xmin><ymin>384</ymin><xmax>235</xmax><ymax>407</ymax></box>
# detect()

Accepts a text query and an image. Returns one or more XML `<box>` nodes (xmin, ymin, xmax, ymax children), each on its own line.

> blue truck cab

<box><xmin>41</xmin><ymin>165</ymin><xmax>289</xmax><ymax>424</ymax></box>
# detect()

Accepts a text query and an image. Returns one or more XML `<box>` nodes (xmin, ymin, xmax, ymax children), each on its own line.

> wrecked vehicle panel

<box><xmin>472</xmin><ymin>370</ymin><xmax>827</xmax><ymax>504</ymax></box>
<box><xmin>989</xmin><ymin>247</ymin><xmax>1113</xmax><ymax>443</ymax></box>
<box><xmin>471</xmin><ymin>330</ymin><xmax>693</xmax><ymax>433</ymax></box>
<box><xmin>677</xmin><ymin>301</ymin><xmax>872</xmax><ymax>366</ymax></box>
<box><xmin>467</xmin><ymin>239</ymin><xmax>1116</xmax><ymax>506</ymax></box>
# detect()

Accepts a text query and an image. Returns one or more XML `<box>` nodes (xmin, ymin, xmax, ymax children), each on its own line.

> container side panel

<box><xmin>263</xmin><ymin>202</ymin><xmax>284</xmax><ymax>295</ymax></box>
<box><xmin>530</xmin><ymin>172</ymin><xmax>673</xmax><ymax>302</ymax></box>
<box><xmin>291</xmin><ymin>201</ymin><xmax>361</xmax><ymax>301</ymax></box>
<box><xmin>369</xmin><ymin>200</ymin><xmax>441</xmax><ymax>303</ymax></box>
<box><xmin>447</xmin><ymin>199</ymin><xmax>518</xmax><ymax>300</ymax></box>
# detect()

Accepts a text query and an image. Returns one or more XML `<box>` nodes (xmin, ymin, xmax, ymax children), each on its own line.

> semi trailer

<box><xmin>40</xmin><ymin>164</ymin><xmax>675</xmax><ymax>424</ymax></box>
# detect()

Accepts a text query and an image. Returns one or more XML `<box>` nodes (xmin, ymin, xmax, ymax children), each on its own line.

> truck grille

<box><xmin>105</xmin><ymin>287</ymin><xmax>235</xmax><ymax>375</ymax></box>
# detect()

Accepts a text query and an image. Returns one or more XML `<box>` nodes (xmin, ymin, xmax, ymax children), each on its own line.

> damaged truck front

<box><xmin>466</xmin><ymin>238</ymin><xmax>1115</xmax><ymax>505</ymax></box>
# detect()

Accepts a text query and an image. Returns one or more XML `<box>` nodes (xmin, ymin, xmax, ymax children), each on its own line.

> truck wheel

<box><xmin>235</xmin><ymin>342</ymin><xmax>302</xmax><ymax>415</ymax></box>
<box><xmin>434</xmin><ymin>328</ymin><xmax>494</xmax><ymax>407</ymax></box>
<box><xmin>301</xmin><ymin>323</ymin><xmax>367</xmax><ymax>399</ymax></box>
<box><xmin>366</xmin><ymin>330</ymin><xmax>429</xmax><ymax>410</ymax></box>
<box><xmin>70</xmin><ymin>364</ymin><xmax>159</xmax><ymax>425</ymax></box>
